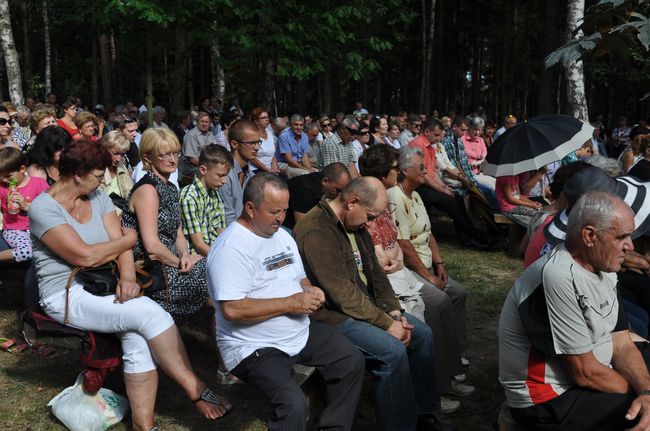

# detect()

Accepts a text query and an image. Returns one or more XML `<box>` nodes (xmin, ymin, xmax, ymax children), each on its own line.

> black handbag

<box><xmin>135</xmin><ymin>256</ymin><xmax>168</xmax><ymax>298</ymax></box>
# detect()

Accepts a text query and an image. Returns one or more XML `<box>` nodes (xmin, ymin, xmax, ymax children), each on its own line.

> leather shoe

<box><xmin>417</xmin><ymin>414</ymin><xmax>457</xmax><ymax>431</ymax></box>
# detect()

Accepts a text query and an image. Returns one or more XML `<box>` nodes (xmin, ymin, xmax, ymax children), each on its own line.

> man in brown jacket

<box><xmin>294</xmin><ymin>177</ymin><xmax>454</xmax><ymax>431</ymax></box>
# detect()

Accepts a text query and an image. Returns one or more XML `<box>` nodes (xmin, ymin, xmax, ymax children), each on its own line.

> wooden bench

<box><xmin>494</xmin><ymin>214</ymin><xmax>525</xmax><ymax>257</ymax></box>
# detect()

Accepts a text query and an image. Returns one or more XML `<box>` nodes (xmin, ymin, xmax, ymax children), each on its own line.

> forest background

<box><xmin>0</xmin><ymin>0</ymin><xmax>648</xmax><ymax>125</ymax></box>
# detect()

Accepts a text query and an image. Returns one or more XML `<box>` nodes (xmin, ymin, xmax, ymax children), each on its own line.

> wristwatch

<box><xmin>639</xmin><ymin>389</ymin><xmax>650</xmax><ymax>396</ymax></box>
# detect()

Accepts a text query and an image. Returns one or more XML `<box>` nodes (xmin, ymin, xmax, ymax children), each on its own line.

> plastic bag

<box><xmin>47</xmin><ymin>373</ymin><xmax>129</xmax><ymax>431</ymax></box>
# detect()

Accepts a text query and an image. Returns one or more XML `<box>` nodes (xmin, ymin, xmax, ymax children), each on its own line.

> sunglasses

<box><xmin>345</xmin><ymin>127</ymin><xmax>359</xmax><ymax>136</ymax></box>
<box><xmin>357</xmin><ymin>130</ymin><xmax>369</xmax><ymax>136</ymax></box>
<box><xmin>0</xmin><ymin>118</ymin><xmax>9</xmax><ymax>126</ymax></box>
<box><xmin>321</xmin><ymin>123</ymin><xmax>331</xmax><ymax>127</ymax></box>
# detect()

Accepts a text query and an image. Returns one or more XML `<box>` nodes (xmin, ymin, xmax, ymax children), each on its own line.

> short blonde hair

<box><xmin>29</xmin><ymin>107</ymin><xmax>56</xmax><ymax>131</ymax></box>
<box><xmin>139</xmin><ymin>128</ymin><xmax>181</xmax><ymax>171</ymax></box>
<box><xmin>74</xmin><ymin>111</ymin><xmax>97</xmax><ymax>129</ymax></box>
<box><xmin>100</xmin><ymin>130</ymin><xmax>130</xmax><ymax>153</ymax></box>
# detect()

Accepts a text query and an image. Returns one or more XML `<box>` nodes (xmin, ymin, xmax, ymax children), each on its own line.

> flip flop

<box><xmin>0</xmin><ymin>338</ymin><xmax>16</xmax><ymax>352</ymax></box>
<box><xmin>191</xmin><ymin>387</ymin><xmax>224</xmax><ymax>407</ymax></box>
<box><xmin>33</xmin><ymin>343</ymin><xmax>57</xmax><ymax>359</ymax></box>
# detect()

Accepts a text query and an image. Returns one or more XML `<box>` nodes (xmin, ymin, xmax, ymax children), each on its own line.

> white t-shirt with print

<box><xmin>207</xmin><ymin>222</ymin><xmax>309</xmax><ymax>371</ymax></box>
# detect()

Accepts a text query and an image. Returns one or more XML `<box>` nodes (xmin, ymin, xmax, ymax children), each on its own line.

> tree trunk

<box><xmin>145</xmin><ymin>32</ymin><xmax>153</xmax><ymax>126</ymax></box>
<box><xmin>538</xmin><ymin>0</ymin><xmax>560</xmax><ymax>114</ymax></box>
<box><xmin>0</xmin><ymin>0</ymin><xmax>24</xmax><ymax>103</ymax></box>
<box><xmin>91</xmin><ymin>36</ymin><xmax>98</xmax><ymax>106</ymax></box>
<box><xmin>418</xmin><ymin>0</ymin><xmax>427</xmax><ymax>113</ymax></box>
<box><xmin>210</xmin><ymin>19</ymin><xmax>225</xmax><ymax>102</ymax></box>
<box><xmin>98</xmin><ymin>33</ymin><xmax>112</xmax><ymax>106</ymax></box>
<box><xmin>263</xmin><ymin>58</ymin><xmax>275</xmax><ymax>113</ymax></box>
<box><xmin>20</xmin><ymin>0</ymin><xmax>32</xmax><ymax>86</ymax></box>
<box><xmin>322</xmin><ymin>69</ymin><xmax>332</xmax><ymax>115</ymax></box>
<box><xmin>0</xmin><ymin>50</ymin><xmax>5</xmax><ymax>101</ymax></box>
<box><xmin>170</xmin><ymin>20</ymin><xmax>187</xmax><ymax>114</ymax></box>
<box><xmin>187</xmin><ymin>52</ymin><xmax>194</xmax><ymax>110</ymax></box>
<box><xmin>42</xmin><ymin>0</ymin><xmax>50</xmax><ymax>95</ymax></box>
<box><xmin>564</xmin><ymin>0</ymin><xmax>588</xmax><ymax>120</ymax></box>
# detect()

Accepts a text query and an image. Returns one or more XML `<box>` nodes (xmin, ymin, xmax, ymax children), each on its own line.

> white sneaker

<box><xmin>454</xmin><ymin>373</ymin><xmax>466</xmax><ymax>382</ymax></box>
<box><xmin>447</xmin><ymin>379</ymin><xmax>475</xmax><ymax>397</ymax></box>
<box><xmin>440</xmin><ymin>396</ymin><xmax>461</xmax><ymax>414</ymax></box>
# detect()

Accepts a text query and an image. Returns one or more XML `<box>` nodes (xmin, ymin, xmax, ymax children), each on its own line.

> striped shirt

<box><xmin>180</xmin><ymin>175</ymin><xmax>226</xmax><ymax>252</ymax></box>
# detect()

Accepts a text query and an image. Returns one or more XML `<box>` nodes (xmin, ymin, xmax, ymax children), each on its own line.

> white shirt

<box><xmin>207</xmin><ymin>222</ymin><xmax>310</xmax><ymax>371</ymax></box>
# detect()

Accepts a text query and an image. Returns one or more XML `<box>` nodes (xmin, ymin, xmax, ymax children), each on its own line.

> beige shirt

<box><xmin>388</xmin><ymin>185</ymin><xmax>433</xmax><ymax>268</ymax></box>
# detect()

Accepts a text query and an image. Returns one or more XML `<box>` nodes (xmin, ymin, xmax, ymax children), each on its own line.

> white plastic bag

<box><xmin>47</xmin><ymin>373</ymin><xmax>129</xmax><ymax>431</ymax></box>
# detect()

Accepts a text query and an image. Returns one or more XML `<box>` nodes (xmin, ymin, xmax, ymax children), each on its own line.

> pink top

<box><xmin>461</xmin><ymin>134</ymin><xmax>487</xmax><ymax>174</ymax></box>
<box><xmin>495</xmin><ymin>175</ymin><xmax>519</xmax><ymax>213</ymax></box>
<box><xmin>524</xmin><ymin>214</ymin><xmax>554</xmax><ymax>268</ymax></box>
<box><xmin>0</xmin><ymin>176</ymin><xmax>49</xmax><ymax>230</ymax></box>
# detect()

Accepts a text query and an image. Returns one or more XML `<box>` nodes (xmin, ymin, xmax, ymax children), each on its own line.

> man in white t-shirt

<box><xmin>207</xmin><ymin>172</ymin><xmax>364</xmax><ymax>431</ymax></box>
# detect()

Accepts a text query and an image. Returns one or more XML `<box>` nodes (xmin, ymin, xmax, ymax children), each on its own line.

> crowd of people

<box><xmin>0</xmin><ymin>93</ymin><xmax>650</xmax><ymax>431</ymax></box>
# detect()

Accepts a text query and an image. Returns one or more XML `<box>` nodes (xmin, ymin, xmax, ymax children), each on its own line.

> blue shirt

<box><xmin>277</xmin><ymin>128</ymin><xmax>309</xmax><ymax>163</ymax></box>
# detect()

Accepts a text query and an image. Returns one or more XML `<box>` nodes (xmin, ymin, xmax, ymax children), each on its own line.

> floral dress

<box><xmin>121</xmin><ymin>172</ymin><xmax>208</xmax><ymax>317</ymax></box>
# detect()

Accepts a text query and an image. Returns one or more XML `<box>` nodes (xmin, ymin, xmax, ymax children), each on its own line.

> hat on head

<box><xmin>544</xmin><ymin>167</ymin><xmax>650</xmax><ymax>245</ymax></box>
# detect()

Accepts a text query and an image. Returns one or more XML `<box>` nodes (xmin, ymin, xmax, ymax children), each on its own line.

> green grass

<box><xmin>0</xmin><ymin>230</ymin><xmax>523</xmax><ymax>430</ymax></box>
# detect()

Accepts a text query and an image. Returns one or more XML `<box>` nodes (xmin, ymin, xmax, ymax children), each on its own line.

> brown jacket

<box><xmin>294</xmin><ymin>199</ymin><xmax>401</xmax><ymax>330</ymax></box>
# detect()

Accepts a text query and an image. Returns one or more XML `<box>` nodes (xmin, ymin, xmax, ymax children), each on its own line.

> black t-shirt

<box><xmin>285</xmin><ymin>172</ymin><xmax>323</xmax><ymax>229</ymax></box>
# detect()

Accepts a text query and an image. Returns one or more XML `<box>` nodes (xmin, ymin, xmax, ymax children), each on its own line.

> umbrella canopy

<box><xmin>482</xmin><ymin>114</ymin><xmax>594</xmax><ymax>177</ymax></box>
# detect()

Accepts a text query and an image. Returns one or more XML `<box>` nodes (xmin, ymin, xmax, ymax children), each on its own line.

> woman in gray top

<box><xmin>30</xmin><ymin>139</ymin><xmax>231</xmax><ymax>431</ymax></box>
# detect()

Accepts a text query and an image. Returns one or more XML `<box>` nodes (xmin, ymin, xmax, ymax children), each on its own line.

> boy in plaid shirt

<box><xmin>181</xmin><ymin>145</ymin><xmax>233</xmax><ymax>255</ymax></box>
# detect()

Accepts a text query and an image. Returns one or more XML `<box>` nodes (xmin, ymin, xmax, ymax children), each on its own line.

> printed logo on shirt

<box><xmin>353</xmin><ymin>249</ymin><xmax>363</xmax><ymax>271</ymax></box>
<box><xmin>264</xmin><ymin>251</ymin><xmax>296</xmax><ymax>271</ymax></box>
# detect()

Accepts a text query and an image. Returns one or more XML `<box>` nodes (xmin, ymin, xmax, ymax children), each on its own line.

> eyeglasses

<box><xmin>366</xmin><ymin>210</ymin><xmax>380</xmax><ymax>222</ymax></box>
<box><xmin>90</xmin><ymin>172</ymin><xmax>106</xmax><ymax>185</ymax></box>
<box><xmin>357</xmin><ymin>130</ymin><xmax>369</xmax><ymax>136</ymax></box>
<box><xmin>0</xmin><ymin>118</ymin><xmax>9</xmax><ymax>126</ymax></box>
<box><xmin>345</xmin><ymin>127</ymin><xmax>358</xmax><ymax>136</ymax></box>
<box><xmin>236</xmin><ymin>139</ymin><xmax>262</xmax><ymax>147</ymax></box>
<box><xmin>321</xmin><ymin>123</ymin><xmax>331</xmax><ymax>127</ymax></box>
<box><xmin>410</xmin><ymin>163</ymin><xmax>427</xmax><ymax>172</ymax></box>
<box><xmin>256</xmin><ymin>115</ymin><xmax>269</xmax><ymax>120</ymax></box>
<box><xmin>157</xmin><ymin>151</ymin><xmax>181</xmax><ymax>160</ymax></box>
<box><xmin>412</xmin><ymin>123</ymin><xmax>422</xmax><ymax>128</ymax></box>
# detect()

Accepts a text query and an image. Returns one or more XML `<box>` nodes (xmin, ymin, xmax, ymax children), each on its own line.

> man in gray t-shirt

<box><xmin>499</xmin><ymin>191</ymin><xmax>650</xmax><ymax>430</ymax></box>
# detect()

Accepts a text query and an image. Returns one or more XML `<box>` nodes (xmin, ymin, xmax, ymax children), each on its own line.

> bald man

<box><xmin>294</xmin><ymin>177</ymin><xmax>454</xmax><ymax>431</ymax></box>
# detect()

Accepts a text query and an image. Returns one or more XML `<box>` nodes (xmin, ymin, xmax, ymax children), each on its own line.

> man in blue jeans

<box><xmin>294</xmin><ymin>177</ymin><xmax>455</xmax><ymax>431</ymax></box>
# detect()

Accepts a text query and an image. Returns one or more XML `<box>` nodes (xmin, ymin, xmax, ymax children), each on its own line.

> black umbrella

<box><xmin>482</xmin><ymin>114</ymin><xmax>594</xmax><ymax>177</ymax></box>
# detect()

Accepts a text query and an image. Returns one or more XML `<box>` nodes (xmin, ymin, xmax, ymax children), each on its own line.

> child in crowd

<box><xmin>495</xmin><ymin>167</ymin><xmax>546</xmax><ymax>227</ymax></box>
<box><xmin>180</xmin><ymin>144</ymin><xmax>233</xmax><ymax>256</ymax></box>
<box><xmin>0</xmin><ymin>147</ymin><xmax>49</xmax><ymax>262</ymax></box>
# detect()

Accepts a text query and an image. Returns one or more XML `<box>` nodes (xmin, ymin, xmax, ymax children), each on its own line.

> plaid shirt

<box><xmin>180</xmin><ymin>175</ymin><xmax>226</xmax><ymax>252</ymax></box>
<box><xmin>320</xmin><ymin>132</ymin><xmax>356</xmax><ymax>167</ymax></box>
<box><xmin>441</xmin><ymin>135</ymin><xmax>476</xmax><ymax>183</ymax></box>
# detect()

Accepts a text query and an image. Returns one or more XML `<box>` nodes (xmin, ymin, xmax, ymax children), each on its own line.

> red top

<box><xmin>366</xmin><ymin>209</ymin><xmax>398</xmax><ymax>250</ymax></box>
<box><xmin>56</xmin><ymin>119</ymin><xmax>78</xmax><ymax>137</ymax></box>
<box><xmin>408</xmin><ymin>134</ymin><xmax>438</xmax><ymax>183</ymax></box>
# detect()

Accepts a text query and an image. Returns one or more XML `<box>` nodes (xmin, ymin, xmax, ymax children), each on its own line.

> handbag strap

<box><xmin>63</xmin><ymin>260</ymin><xmax>120</xmax><ymax>324</ymax></box>
<box><xmin>64</xmin><ymin>266</ymin><xmax>84</xmax><ymax>325</ymax></box>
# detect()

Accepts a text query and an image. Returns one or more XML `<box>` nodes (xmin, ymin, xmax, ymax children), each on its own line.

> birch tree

<box><xmin>43</xmin><ymin>0</ymin><xmax>51</xmax><ymax>94</ymax></box>
<box><xmin>0</xmin><ymin>0</ymin><xmax>24</xmax><ymax>103</ymax></box>
<box><xmin>564</xmin><ymin>0</ymin><xmax>588</xmax><ymax>120</ymax></box>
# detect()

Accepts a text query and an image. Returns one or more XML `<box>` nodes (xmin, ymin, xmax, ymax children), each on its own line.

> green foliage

<box><xmin>545</xmin><ymin>0</ymin><xmax>650</xmax><ymax>68</ymax></box>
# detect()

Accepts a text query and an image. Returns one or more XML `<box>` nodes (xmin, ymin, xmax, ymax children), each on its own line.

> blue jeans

<box><xmin>336</xmin><ymin>312</ymin><xmax>440</xmax><ymax>431</ymax></box>
<box><xmin>477</xmin><ymin>182</ymin><xmax>499</xmax><ymax>211</ymax></box>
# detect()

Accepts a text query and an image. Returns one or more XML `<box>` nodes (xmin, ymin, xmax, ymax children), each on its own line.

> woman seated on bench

<box><xmin>29</xmin><ymin>139</ymin><xmax>231</xmax><ymax>431</ymax></box>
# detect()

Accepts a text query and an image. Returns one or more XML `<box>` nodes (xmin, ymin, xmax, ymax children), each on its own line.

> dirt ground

<box><xmin>0</xmin><ymin>224</ymin><xmax>523</xmax><ymax>430</ymax></box>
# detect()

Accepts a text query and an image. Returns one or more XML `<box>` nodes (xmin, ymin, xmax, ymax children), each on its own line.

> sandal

<box><xmin>191</xmin><ymin>387</ymin><xmax>223</xmax><ymax>406</ymax></box>
<box><xmin>216</xmin><ymin>369</ymin><xmax>243</xmax><ymax>385</ymax></box>
<box><xmin>33</xmin><ymin>343</ymin><xmax>58</xmax><ymax>359</ymax></box>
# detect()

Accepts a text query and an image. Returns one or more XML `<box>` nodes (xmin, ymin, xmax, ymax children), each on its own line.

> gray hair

<box><xmin>290</xmin><ymin>113</ymin><xmax>304</xmax><ymax>123</ymax></box>
<box><xmin>16</xmin><ymin>105</ymin><xmax>30</xmax><ymax>117</ymax></box>
<box><xmin>243</xmin><ymin>171</ymin><xmax>289</xmax><ymax>207</ymax></box>
<box><xmin>585</xmin><ymin>154</ymin><xmax>622</xmax><ymax>177</ymax></box>
<box><xmin>398</xmin><ymin>145</ymin><xmax>424</xmax><ymax>170</ymax></box>
<box><xmin>272</xmin><ymin>117</ymin><xmax>286</xmax><ymax>127</ymax></box>
<box><xmin>565</xmin><ymin>191</ymin><xmax>632</xmax><ymax>246</ymax></box>
<box><xmin>470</xmin><ymin>116</ymin><xmax>485</xmax><ymax>129</ymax></box>
<box><xmin>152</xmin><ymin>105</ymin><xmax>166</xmax><ymax>115</ymax></box>
<box><xmin>341</xmin><ymin>116</ymin><xmax>359</xmax><ymax>129</ymax></box>
<box><xmin>304</xmin><ymin>122</ymin><xmax>319</xmax><ymax>133</ymax></box>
